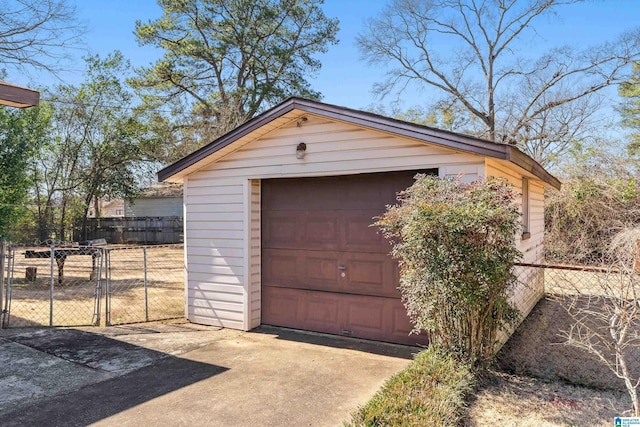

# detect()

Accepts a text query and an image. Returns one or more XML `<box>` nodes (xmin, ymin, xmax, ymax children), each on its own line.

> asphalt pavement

<box><xmin>0</xmin><ymin>321</ymin><xmax>416</xmax><ymax>426</ymax></box>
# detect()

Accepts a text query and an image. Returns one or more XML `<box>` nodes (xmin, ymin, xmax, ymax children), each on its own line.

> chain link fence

<box><xmin>515</xmin><ymin>262</ymin><xmax>636</xmax><ymax>298</ymax></box>
<box><xmin>0</xmin><ymin>242</ymin><xmax>183</xmax><ymax>328</ymax></box>
<box><xmin>506</xmin><ymin>262</ymin><xmax>640</xmax><ymax>392</ymax></box>
<box><xmin>105</xmin><ymin>245</ymin><xmax>184</xmax><ymax>325</ymax></box>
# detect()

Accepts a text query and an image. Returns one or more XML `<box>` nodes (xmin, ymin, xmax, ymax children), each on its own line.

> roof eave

<box><xmin>0</xmin><ymin>80</ymin><xmax>40</xmax><ymax>108</ymax></box>
<box><xmin>506</xmin><ymin>146</ymin><xmax>561</xmax><ymax>190</ymax></box>
<box><xmin>158</xmin><ymin>97</ymin><xmax>560</xmax><ymax>190</ymax></box>
<box><xmin>158</xmin><ymin>99</ymin><xmax>298</xmax><ymax>182</ymax></box>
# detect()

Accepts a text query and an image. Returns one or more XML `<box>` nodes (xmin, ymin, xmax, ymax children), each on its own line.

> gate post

<box><xmin>0</xmin><ymin>239</ymin><xmax>5</xmax><ymax>329</ymax></box>
<box><xmin>143</xmin><ymin>247</ymin><xmax>148</xmax><ymax>322</ymax></box>
<box><xmin>49</xmin><ymin>244</ymin><xmax>54</xmax><ymax>327</ymax></box>
<box><xmin>92</xmin><ymin>249</ymin><xmax>104</xmax><ymax>326</ymax></box>
<box><xmin>105</xmin><ymin>249</ymin><xmax>111</xmax><ymax>326</ymax></box>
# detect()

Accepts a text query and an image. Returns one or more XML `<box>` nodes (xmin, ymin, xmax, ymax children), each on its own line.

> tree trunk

<box><xmin>59</xmin><ymin>197</ymin><xmax>67</xmax><ymax>242</ymax></box>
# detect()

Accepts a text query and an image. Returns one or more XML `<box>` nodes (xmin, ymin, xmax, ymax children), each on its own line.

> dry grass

<box><xmin>466</xmin><ymin>370</ymin><xmax>630</xmax><ymax>426</ymax></box>
<box><xmin>467</xmin><ymin>264</ymin><xmax>640</xmax><ymax>425</ymax></box>
<box><xmin>5</xmin><ymin>245</ymin><xmax>183</xmax><ymax>327</ymax></box>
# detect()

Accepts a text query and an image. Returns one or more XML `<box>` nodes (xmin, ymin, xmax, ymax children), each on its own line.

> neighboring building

<box><xmin>0</xmin><ymin>80</ymin><xmax>39</xmax><ymax>108</ymax></box>
<box><xmin>158</xmin><ymin>97</ymin><xmax>560</xmax><ymax>346</ymax></box>
<box><xmin>124</xmin><ymin>183</ymin><xmax>183</xmax><ymax>217</ymax></box>
<box><xmin>81</xmin><ymin>183</ymin><xmax>183</xmax><ymax>244</ymax></box>
<box><xmin>87</xmin><ymin>184</ymin><xmax>182</xmax><ymax>219</ymax></box>
<box><xmin>87</xmin><ymin>198</ymin><xmax>125</xmax><ymax>218</ymax></box>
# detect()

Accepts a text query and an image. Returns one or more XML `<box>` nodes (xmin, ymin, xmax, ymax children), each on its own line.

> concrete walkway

<box><xmin>0</xmin><ymin>322</ymin><xmax>417</xmax><ymax>426</ymax></box>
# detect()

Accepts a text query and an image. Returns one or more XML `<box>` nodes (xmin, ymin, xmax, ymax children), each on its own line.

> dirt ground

<box><xmin>4</xmin><ymin>245</ymin><xmax>184</xmax><ymax>327</ymax></box>
<box><xmin>466</xmin><ymin>291</ymin><xmax>638</xmax><ymax>426</ymax></box>
<box><xmin>498</xmin><ymin>296</ymin><xmax>640</xmax><ymax>391</ymax></box>
<box><xmin>466</xmin><ymin>370</ymin><xmax>631</xmax><ymax>426</ymax></box>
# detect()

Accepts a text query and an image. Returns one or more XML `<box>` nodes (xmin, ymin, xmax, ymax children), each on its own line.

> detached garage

<box><xmin>159</xmin><ymin>97</ymin><xmax>560</xmax><ymax>346</ymax></box>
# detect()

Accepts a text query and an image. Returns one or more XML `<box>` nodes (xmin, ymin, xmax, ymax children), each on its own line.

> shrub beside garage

<box><xmin>345</xmin><ymin>346</ymin><xmax>474</xmax><ymax>427</ymax></box>
<box><xmin>347</xmin><ymin>176</ymin><xmax>522</xmax><ymax>425</ymax></box>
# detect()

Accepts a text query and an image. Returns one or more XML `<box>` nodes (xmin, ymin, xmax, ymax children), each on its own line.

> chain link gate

<box><xmin>0</xmin><ymin>240</ymin><xmax>9</xmax><ymax>329</ymax></box>
<box><xmin>0</xmin><ymin>243</ymin><xmax>183</xmax><ymax>329</ymax></box>
<box><xmin>1</xmin><ymin>244</ymin><xmax>103</xmax><ymax>328</ymax></box>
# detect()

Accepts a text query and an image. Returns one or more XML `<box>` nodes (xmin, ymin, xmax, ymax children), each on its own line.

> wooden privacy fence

<box><xmin>77</xmin><ymin>217</ymin><xmax>183</xmax><ymax>244</ymax></box>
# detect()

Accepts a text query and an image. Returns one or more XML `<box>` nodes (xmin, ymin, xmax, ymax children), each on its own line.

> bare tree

<box><xmin>556</xmin><ymin>228</ymin><xmax>640</xmax><ymax>416</ymax></box>
<box><xmin>357</xmin><ymin>0</ymin><xmax>640</xmax><ymax>166</ymax></box>
<box><xmin>0</xmin><ymin>0</ymin><xmax>84</xmax><ymax>77</ymax></box>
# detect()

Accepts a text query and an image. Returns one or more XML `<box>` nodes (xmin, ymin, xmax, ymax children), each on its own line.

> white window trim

<box><xmin>522</xmin><ymin>177</ymin><xmax>530</xmax><ymax>239</ymax></box>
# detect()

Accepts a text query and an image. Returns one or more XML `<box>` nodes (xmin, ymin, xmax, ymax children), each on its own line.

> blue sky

<box><xmin>10</xmin><ymin>0</ymin><xmax>640</xmax><ymax>111</ymax></box>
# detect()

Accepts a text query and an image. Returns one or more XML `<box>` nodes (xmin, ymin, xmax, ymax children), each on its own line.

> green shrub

<box><xmin>375</xmin><ymin>175</ymin><xmax>521</xmax><ymax>366</ymax></box>
<box><xmin>345</xmin><ymin>347</ymin><xmax>474</xmax><ymax>427</ymax></box>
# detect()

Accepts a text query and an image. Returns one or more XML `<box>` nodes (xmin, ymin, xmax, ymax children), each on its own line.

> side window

<box><xmin>522</xmin><ymin>177</ymin><xmax>530</xmax><ymax>239</ymax></box>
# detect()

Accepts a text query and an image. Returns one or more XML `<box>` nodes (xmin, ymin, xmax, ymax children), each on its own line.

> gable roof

<box><xmin>0</xmin><ymin>80</ymin><xmax>40</xmax><ymax>108</ymax></box>
<box><xmin>158</xmin><ymin>97</ymin><xmax>560</xmax><ymax>189</ymax></box>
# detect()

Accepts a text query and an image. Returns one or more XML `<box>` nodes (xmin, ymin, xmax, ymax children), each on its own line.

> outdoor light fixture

<box><xmin>296</xmin><ymin>142</ymin><xmax>307</xmax><ymax>159</ymax></box>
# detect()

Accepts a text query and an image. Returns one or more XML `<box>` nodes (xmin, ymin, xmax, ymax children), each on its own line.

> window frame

<box><xmin>521</xmin><ymin>177</ymin><xmax>531</xmax><ymax>240</ymax></box>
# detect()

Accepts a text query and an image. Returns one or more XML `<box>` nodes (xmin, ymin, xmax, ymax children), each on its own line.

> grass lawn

<box><xmin>345</xmin><ymin>346</ymin><xmax>474</xmax><ymax>427</ymax></box>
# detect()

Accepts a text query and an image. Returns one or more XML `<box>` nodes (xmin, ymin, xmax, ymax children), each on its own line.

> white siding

<box><xmin>249</xmin><ymin>180</ymin><xmax>261</xmax><ymax>328</ymax></box>
<box><xmin>486</xmin><ymin>158</ymin><xmax>547</xmax><ymax>347</ymax></box>
<box><xmin>485</xmin><ymin>159</ymin><xmax>545</xmax><ymax>264</ymax></box>
<box><xmin>183</xmin><ymin>114</ymin><xmax>486</xmax><ymax>330</ymax></box>
<box><xmin>184</xmin><ymin>179</ymin><xmax>246</xmax><ymax>328</ymax></box>
<box><xmin>440</xmin><ymin>163</ymin><xmax>481</xmax><ymax>182</ymax></box>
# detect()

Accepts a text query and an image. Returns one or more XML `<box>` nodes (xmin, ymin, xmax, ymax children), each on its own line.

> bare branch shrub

<box><xmin>545</xmin><ymin>149</ymin><xmax>640</xmax><ymax>265</ymax></box>
<box><xmin>556</xmin><ymin>228</ymin><xmax>640</xmax><ymax>416</ymax></box>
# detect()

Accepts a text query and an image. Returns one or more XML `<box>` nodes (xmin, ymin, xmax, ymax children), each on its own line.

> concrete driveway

<box><xmin>0</xmin><ymin>321</ymin><xmax>417</xmax><ymax>426</ymax></box>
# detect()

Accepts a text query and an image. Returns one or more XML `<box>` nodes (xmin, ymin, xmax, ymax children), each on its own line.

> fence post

<box><xmin>143</xmin><ymin>247</ymin><xmax>149</xmax><ymax>322</ymax></box>
<box><xmin>92</xmin><ymin>249</ymin><xmax>104</xmax><ymax>326</ymax></box>
<box><xmin>0</xmin><ymin>239</ymin><xmax>5</xmax><ymax>329</ymax></box>
<box><xmin>49</xmin><ymin>244</ymin><xmax>55</xmax><ymax>327</ymax></box>
<box><xmin>105</xmin><ymin>249</ymin><xmax>110</xmax><ymax>326</ymax></box>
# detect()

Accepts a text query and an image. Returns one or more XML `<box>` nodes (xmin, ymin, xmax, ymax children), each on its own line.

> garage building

<box><xmin>159</xmin><ymin>97</ymin><xmax>560</xmax><ymax>346</ymax></box>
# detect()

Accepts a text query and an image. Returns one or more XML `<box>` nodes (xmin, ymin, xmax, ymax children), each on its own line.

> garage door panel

<box><xmin>343</xmin><ymin>254</ymin><xmax>398</xmax><ymax>298</ymax></box>
<box><xmin>263</xmin><ymin>249</ymin><xmax>342</xmax><ymax>292</ymax></box>
<box><xmin>345</xmin><ymin>300</ymin><xmax>384</xmax><ymax>331</ymax></box>
<box><xmin>263</xmin><ymin>177</ymin><xmax>340</xmax><ymax>211</ymax></box>
<box><xmin>262</xmin><ymin>170</ymin><xmax>437</xmax><ymax>345</ymax></box>
<box><xmin>304</xmin><ymin>212</ymin><xmax>341</xmax><ymax>249</ymax></box>
<box><xmin>262</xmin><ymin>211</ymin><xmax>302</xmax><ymax>248</ymax></box>
<box><xmin>304</xmin><ymin>293</ymin><xmax>342</xmax><ymax>332</ymax></box>
<box><xmin>345</xmin><ymin>297</ymin><xmax>428</xmax><ymax>346</ymax></box>
<box><xmin>264</xmin><ymin>210</ymin><xmax>388</xmax><ymax>252</ymax></box>
<box><xmin>306</xmin><ymin>255</ymin><xmax>340</xmax><ymax>284</ymax></box>
<box><xmin>342</xmin><ymin>210</ymin><xmax>390</xmax><ymax>253</ymax></box>
<box><xmin>262</xmin><ymin>288</ymin><xmax>429</xmax><ymax>346</ymax></box>
<box><xmin>392</xmin><ymin>305</ymin><xmax>417</xmax><ymax>338</ymax></box>
<box><xmin>262</xmin><ymin>287</ymin><xmax>304</xmax><ymax>328</ymax></box>
<box><xmin>262</xmin><ymin>287</ymin><xmax>342</xmax><ymax>335</ymax></box>
<box><xmin>264</xmin><ymin>249</ymin><xmax>397</xmax><ymax>297</ymax></box>
<box><xmin>262</xmin><ymin>252</ymin><xmax>300</xmax><ymax>284</ymax></box>
<box><xmin>263</xmin><ymin>210</ymin><xmax>342</xmax><ymax>250</ymax></box>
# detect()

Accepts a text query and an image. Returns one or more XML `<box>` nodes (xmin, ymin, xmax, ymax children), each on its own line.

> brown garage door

<box><xmin>261</xmin><ymin>170</ymin><xmax>434</xmax><ymax>346</ymax></box>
